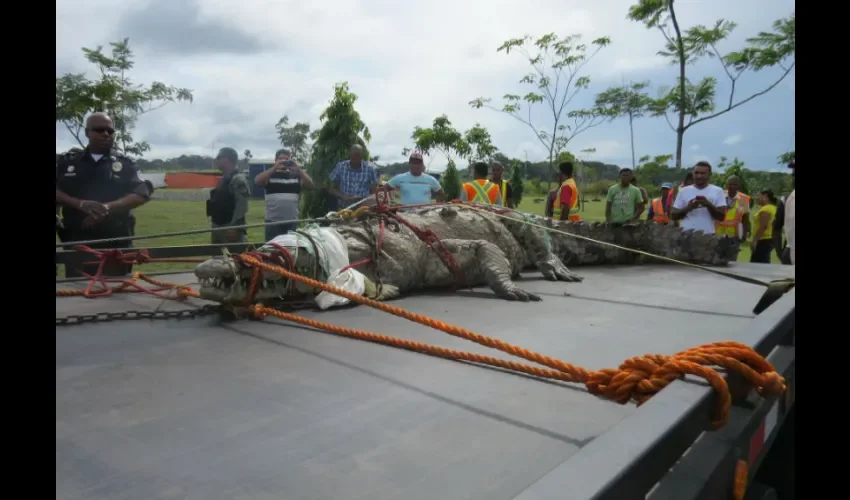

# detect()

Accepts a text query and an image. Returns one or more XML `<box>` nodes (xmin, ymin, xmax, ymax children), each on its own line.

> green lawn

<box><xmin>59</xmin><ymin>193</ymin><xmax>780</xmax><ymax>276</ymax></box>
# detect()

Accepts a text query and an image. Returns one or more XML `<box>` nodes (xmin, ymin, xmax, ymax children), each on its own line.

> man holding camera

<box><xmin>671</xmin><ymin>161</ymin><xmax>727</xmax><ymax>234</ymax></box>
<box><xmin>254</xmin><ymin>148</ymin><xmax>314</xmax><ymax>241</ymax></box>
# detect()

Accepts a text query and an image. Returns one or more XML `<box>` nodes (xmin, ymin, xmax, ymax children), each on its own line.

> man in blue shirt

<box><xmin>386</xmin><ymin>152</ymin><xmax>445</xmax><ymax>206</ymax></box>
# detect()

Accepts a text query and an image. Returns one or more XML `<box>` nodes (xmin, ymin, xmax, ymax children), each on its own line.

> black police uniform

<box><xmin>56</xmin><ymin>149</ymin><xmax>151</xmax><ymax>277</ymax></box>
<box><xmin>206</xmin><ymin>169</ymin><xmax>249</xmax><ymax>244</ymax></box>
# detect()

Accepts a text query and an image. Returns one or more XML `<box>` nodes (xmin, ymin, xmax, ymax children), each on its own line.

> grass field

<box><xmin>58</xmin><ymin>191</ymin><xmax>780</xmax><ymax>276</ymax></box>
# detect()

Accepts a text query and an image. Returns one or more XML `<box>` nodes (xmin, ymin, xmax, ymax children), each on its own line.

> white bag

<box><xmin>315</xmin><ymin>268</ymin><xmax>366</xmax><ymax>310</ymax></box>
<box><xmin>264</xmin><ymin>227</ymin><xmax>366</xmax><ymax>310</ymax></box>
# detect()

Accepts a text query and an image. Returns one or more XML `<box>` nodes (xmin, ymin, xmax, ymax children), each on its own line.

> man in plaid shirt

<box><xmin>330</xmin><ymin>144</ymin><xmax>380</xmax><ymax>209</ymax></box>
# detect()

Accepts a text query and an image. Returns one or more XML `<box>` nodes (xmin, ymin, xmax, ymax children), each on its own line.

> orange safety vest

<box><xmin>490</xmin><ymin>179</ymin><xmax>509</xmax><ymax>206</ymax></box>
<box><xmin>462</xmin><ymin>179</ymin><xmax>500</xmax><ymax>205</ymax></box>
<box><xmin>651</xmin><ymin>198</ymin><xmax>670</xmax><ymax>224</ymax></box>
<box><xmin>552</xmin><ymin>178</ymin><xmax>581</xmax><ymax>221</ymax></box>
<box><xmin>715</xmin><ymin>191</ymin><xmax>751</xmax><ymax>237</ymax></box>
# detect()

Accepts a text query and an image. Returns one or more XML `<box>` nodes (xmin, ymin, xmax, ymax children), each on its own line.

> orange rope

<box><xmin>236</xmin><ymin>254</ymin><xmax>786</xmax><ymax>429</ymax></box>
<box><xmin>733</xmin><ymin>459</ymin><xmax>748</xmax><ymax>499</ymax></box>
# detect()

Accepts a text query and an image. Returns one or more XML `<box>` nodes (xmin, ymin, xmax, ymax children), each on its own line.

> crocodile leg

<box><xmin>436</xmin><ymin>239</ymin><xmax>542</xmax><ymax>302</ymax></box>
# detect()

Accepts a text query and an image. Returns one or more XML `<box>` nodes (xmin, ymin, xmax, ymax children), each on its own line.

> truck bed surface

<box><xmin>55</xmin><ymin>263</ymin><xmax>794</xmax><ymax>500</ymax></box>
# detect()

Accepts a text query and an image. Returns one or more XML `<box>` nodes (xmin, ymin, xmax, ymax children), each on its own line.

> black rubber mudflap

<box><xmin>753</xmin><ymin>279</ymin><xmax>795</xmax><ymax>315</ymax></box>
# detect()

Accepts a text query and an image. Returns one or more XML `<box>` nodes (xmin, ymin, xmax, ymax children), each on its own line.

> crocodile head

<box><xmin>194</xmin><ymin>247</ymin><xmax>319</xmax><ymax>303</ymax></box>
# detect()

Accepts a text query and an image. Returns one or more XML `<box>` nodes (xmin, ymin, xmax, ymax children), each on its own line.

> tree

<box><xmin>470</xmin><ymin>33</ymin><xmax>612</xmax><ymax>187</ymax></box>
<box><xmin>777</xmin><ymin>151</ymin><xmax>795</xmax><ymax>165</ymax></box>
<box><xmin>401</xmin><ymin>116</ymin><xmax>494</xmax><ymax>199</ymax></box>
<box><xmin>242</xmin><ymin>149</ymin><xmax>253</xmax><ymax>168</ymax></box>
<box><xmin>441</xmin><ymin>161</ymin><xmax>463</xmax><ymax>201</ymax></box>
<box><xmin>593</xmin><ymin>81</ymin><xmax>652</xmax><ymax>169</ymax></box>
<box><xmin>274</xmin><ymin>115</ymin><xmax>312</xmax><ymax>160</ymax></box>
<box><xmin>305</xmin><ymin>82</ymin><xmax>372</xmax><ymax>218</ymax></box>
<box><xmin>509</xmin><ymin>159</ymin><xmax>525</xmax><ymax>207</ymax></box>
<box><xmin>403</xmin><ymin>115</ymin><xmax>470</xmax><ymax>168</ymax></box>
<box><xmin>636</xmin><ymin>154</ymin><xmax>674</xmax><ymax>187</ymax></box>
<box><xmin>463</xmin><ymin>123</ymin><xmax>498</xmax><ymax>162</ymax></box>
<box><xmin>628</xmin><ymin>1</ymin><xmax>795</xmax><ymax>167</ymax></box>
<box><xmin>55</xmin><ymin>38</ymin><xmax>193</xmax><ymax>157</ymax></box>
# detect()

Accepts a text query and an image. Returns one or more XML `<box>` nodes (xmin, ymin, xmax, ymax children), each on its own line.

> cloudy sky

<box><xmin>56</xmin><ymin>0</ymin><xmax>795</xmax><ymax>171</ymax></box>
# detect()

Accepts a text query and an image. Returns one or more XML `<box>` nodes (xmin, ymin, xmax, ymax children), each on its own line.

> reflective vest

<box><xmin>650</xmin><ymin>198</ymin><xmax>670</xmax><ymax>224</ymax></box>
<box><xmin>490</xmin><ymin>179</ymin><xmax>508</xmax><ymax>206</ymax></box>
<box><xmin>462</xmin><ymin>179</ymin><xmax>500</xmax><ymax>205</ymax></box>
<box><xmin>715</xmin><ymin>191</ymin><xmax>751</xmax><ymax>237</ymax></box>
<box><xmin>552</xmin><ymin>178</ymin><xmax>581</xmax><ymax>221</ymax></box>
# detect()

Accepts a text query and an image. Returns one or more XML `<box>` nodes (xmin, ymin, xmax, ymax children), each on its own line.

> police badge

<box><xmin>112</xmin><ymin>161</ymin><xmax>123</xmax><ymax>172</ymax></box>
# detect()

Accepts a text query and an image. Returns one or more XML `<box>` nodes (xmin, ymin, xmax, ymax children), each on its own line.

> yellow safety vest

<box><xmin>715</xmin><ymin>191</ymin><xmax>751</xmax><ymax>237</ymax></box>
<box><xmin>491</xmin><ymin>179</ymin><xmax>508</xmax><ymax>206</ymax></box>
<box><xmin>552</xmin><ymin>178</ymin><xmax>581</xmax><ymax>220</ymax></box>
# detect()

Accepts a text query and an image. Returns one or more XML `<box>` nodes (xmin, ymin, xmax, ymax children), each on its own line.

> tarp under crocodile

<box><xmin>56</xmin><ymin>262</ymin><xmax>795</xmax><ymax>500</ymax></box>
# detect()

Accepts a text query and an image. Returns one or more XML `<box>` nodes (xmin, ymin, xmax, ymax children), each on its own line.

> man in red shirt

<box><xmin>553</xmin><ymin>161</ymin><xmax>581</xmax><ymax>221</ymax></box>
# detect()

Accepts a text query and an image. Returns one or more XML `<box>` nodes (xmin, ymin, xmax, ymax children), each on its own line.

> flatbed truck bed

<box><xmin>56</xmin><ymin>263</ymin><xmax>795</xmax><ymax>500</ymax></box>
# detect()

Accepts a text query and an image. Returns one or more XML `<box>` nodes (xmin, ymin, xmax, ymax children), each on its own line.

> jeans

<box><xmin>265</xmin><ymin>220</ymin><xmax>299</xmax><ymax>242</ymax></box>
<box><xmin>750</xmin><ymin>239</ymin><xmax>775</xmax><ymax>264</ymax></box>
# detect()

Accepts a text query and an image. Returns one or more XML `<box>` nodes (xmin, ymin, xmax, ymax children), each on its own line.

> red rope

<box><xmin>374</xmin><ymin>189</ymin><xmax>468</xmax><ymax>289</ymax></box>
<box><xmin>69</xmin><ymin>245</ymin><xmax>196</xmax><ymax>299</ymax></box>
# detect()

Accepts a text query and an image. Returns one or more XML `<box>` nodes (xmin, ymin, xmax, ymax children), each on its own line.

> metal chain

<box><xmin>56</xmin><ymin>304</ymin><xmax>221</xmax><ymax>326</ymax></box>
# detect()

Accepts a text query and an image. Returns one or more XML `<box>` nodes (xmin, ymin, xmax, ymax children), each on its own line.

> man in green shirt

<box><xmin>605</xmin><ymin>167</ymin><xmax>645</xmax><ymax>225</ymax></box>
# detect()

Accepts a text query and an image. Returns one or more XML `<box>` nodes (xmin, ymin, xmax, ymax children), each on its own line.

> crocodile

<box><xmin>194</xmin><ymin>204</ymin><xmax>739</xmax><ymax>304</ymax></box>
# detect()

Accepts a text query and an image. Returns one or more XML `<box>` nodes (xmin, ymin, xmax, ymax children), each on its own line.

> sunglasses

<box><xmin>88</xmin><ymin>126</ymin><xmax>115</xmax><ymax>135</ymax></box>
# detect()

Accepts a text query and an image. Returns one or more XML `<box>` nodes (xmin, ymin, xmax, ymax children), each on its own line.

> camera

<box><xmin>283</xmin><ymin>160</ymin><xmax>296</xmax><ymax>167</ymax></box>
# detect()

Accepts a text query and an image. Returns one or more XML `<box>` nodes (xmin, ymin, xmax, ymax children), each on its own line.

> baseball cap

<box><xmin>216</xmin><ymin>147</ymin><xmax>239</xmax><ymax>163</ymax></box>
<box><xmin>661</xmin><ymin>182</ymin><xmax>672</xmax><ymax>189</ymax></box>
<box><xmin>409</xmin><ymin>151</ymin><xmax>424</xmax><ymax>163</ymax></box>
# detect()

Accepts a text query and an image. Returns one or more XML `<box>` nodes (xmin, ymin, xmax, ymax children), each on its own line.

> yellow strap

<box><xmin>469</xmin><ymin>181</ymin><xmax>493</xmax><ymax>204</ymax></box>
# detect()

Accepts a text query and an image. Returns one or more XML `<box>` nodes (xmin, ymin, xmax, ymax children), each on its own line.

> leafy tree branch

<box><xmin>55</xmin><ymin>38</ymin><xmax>193</xmax><ymax>157</ymax></box>
<box><xmin>469</xmin><ymin>33</ymin><xmax>612</xmax><ymax>183</ymax></box>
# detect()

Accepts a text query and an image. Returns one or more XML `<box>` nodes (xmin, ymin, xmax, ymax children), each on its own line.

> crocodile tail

<box><xmin>644</xmin><ymin>223</ymin><xmax>739</xmax><ymax>265</ymax></box>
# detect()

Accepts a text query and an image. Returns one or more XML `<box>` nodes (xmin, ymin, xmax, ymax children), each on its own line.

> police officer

<box><xmin>55</xmin><ymin>113</ymin><xmax>152</xmax><ymax>277</ymax></box>
<box><xmin>207</xmin><ymin>147</ymin><xmax>251</xmax><ymax>245</ymax></box>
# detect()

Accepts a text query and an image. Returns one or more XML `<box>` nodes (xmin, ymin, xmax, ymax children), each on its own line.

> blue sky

<box><xmin>56</xmin><ymin>0</ymin><xmax>794</xmax><ymax>172</ymax></box>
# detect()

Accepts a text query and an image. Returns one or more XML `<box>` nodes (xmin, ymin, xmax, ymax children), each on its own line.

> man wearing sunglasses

<box><xmin>55</xmin><ymin>113</ymin><xmax>152</xmax><ymax>277</ymax></box>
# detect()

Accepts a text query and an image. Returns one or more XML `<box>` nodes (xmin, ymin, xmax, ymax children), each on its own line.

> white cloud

<box><xmin>56</xmin><ymin>0</ymin><xmax>796</xmax><ymax>167</ymax></box>
<box><xmin>723</xmin><ymin>134</ymin><xmax>743</xmax><ymax>145</ymax></box>
<box><xmin>690</xmin><ymin>144</ymin><xmax>701</xmax><ymax>151</ymax></box>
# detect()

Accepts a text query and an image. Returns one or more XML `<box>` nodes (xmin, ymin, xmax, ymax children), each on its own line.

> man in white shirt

<box><xmin>671</xmin><ymin>161</ymin><xmax>727</xmax><ymax>234</ymax></box>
